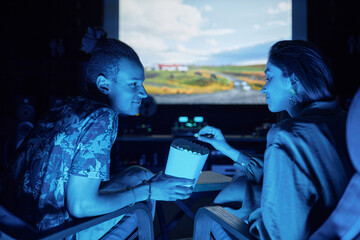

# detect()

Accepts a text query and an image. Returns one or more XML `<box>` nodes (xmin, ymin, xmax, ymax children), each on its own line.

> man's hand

<box><xmin>149</xmin><ymin>171</ymin><xmax>195</xmax><ymax>201</ymax></box>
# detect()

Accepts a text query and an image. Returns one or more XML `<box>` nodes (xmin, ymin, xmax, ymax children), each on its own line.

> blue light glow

<box><xmin>194</xmin><ymin>116</ymin><xmax>204</xmax><ymax>123</ymax></box>
<box><xmin>179</xmin><ymin>116</ymin><xmax>189</xmax><ymax>123</ymax></box>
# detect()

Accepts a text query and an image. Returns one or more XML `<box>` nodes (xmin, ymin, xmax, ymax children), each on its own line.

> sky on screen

<box><xmin>119</xmin><ymin>0</ymin><xmax>291</xmax><ymax>66</ymax></box>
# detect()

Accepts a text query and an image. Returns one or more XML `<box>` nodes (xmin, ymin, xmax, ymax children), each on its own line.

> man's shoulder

<box><xmin>50</xmin><ymin>96</ymin><xmax>117</xmax><ymax>120</ymax></box>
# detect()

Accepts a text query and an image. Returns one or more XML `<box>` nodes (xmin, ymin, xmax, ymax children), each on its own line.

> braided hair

<box><xmin>81</xmin><ymin>27</ymin><xmax>140</xmax><ymax>85</ymax></box>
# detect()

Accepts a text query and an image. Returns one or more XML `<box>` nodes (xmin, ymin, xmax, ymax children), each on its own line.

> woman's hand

<box><xmin>149</xmin><ymin>171</ymin><xmax>195</xmax><ymax>201</ymax></box>
<box><xmin>195</xmin><ymin>126</ymin><xmax>227</xmax><ymax>151</ymax></box>
<box><xmin>195</xmin><ymin>126</ymin><xmax>240</xmax><ymax>161</ymax></box>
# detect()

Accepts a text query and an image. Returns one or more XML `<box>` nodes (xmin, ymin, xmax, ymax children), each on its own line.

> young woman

<box><xmin>196</xmin><ymin>40</ymin><xmax>354</xmax><ymax>239</ymax></box>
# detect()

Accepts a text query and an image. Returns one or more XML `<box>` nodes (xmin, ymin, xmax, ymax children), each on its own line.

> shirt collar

<box><xmin>296</xmin><ymin>99</ymin><xmax>341</xmax><ymax>118</ymax></box>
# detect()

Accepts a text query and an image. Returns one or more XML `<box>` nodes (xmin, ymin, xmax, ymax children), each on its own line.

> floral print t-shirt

<box><xmin>7</xmin><ymin>97</ymin><xmax>118</xmax><ymax>232</ymax></box>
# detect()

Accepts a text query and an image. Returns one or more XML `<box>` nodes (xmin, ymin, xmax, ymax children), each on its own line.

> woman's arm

<box><xmin>196</xmin><ymin>126</ymin><xmax>263</xmax><ymax>182</ymax></box>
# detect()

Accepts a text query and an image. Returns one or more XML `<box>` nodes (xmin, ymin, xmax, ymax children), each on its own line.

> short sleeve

<box><xmin>70</xmin><ymin>108</ymin><xmax>118</xmax><ymax>181</ymax></box>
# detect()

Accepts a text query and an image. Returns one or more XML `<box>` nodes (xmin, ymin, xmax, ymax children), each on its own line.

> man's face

<box><xmin>108</xmin><ymin>58</ymin><xmax>148</xmax><ymax>115</ymax></box>
<box><xmin>262</xmin><ymin>61</ymin><xmax>292</xmax><ymax>113</ymax></box>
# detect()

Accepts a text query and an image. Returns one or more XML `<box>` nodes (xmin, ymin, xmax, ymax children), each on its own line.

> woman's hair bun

<box><xmin>81</xmin><ymin>27</ymin><xmax>108</xmax><ymax>54</ymax></box>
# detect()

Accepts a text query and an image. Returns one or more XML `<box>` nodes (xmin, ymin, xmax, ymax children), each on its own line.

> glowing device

<box><xmin>194</xmin><ymin>116</ymin><xmax>204</xmax><ymax>123</ymax></box>
<box><xmin>178</xmin><ymin>116</ymin><xmax>189</xmax><ymax>123</ymax></box>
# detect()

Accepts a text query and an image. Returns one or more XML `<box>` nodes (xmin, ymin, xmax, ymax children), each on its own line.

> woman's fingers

<box><xmin>197</xmin><ymin>135</ymin><xmax>213</xmax><ymax>144</ymax></box>
<box><xmin>198</xmin><ymin>125</ymin><xmax>217</xmax><ymax>136</ymax></box>
<box><xmin>196</xmin><ymin>126</ymin><xmax>224</xmax><ymax>141</ymax></box>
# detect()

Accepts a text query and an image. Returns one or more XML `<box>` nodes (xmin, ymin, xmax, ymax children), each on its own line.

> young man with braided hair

<box><xmin>3</xmin><ymin>27</ymin><xmax>194</xmax><ymax>239</ymax></box>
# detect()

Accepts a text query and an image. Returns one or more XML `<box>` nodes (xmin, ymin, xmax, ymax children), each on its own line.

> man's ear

<box><xmin>96</xmin><ymin>75</ymin><xmax>111</xmax><ymax>95</ymax></box>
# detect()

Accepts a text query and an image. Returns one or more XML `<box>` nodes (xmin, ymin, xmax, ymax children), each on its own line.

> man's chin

<box><xmin>116</xmin><ymin>105</ymin><xmax>140</xmax><ymax>116</ymax></box>
<box><xmin>122</xmin><ymin>109</ymin><xmax>140</xmax><ymax>117</ymax></box>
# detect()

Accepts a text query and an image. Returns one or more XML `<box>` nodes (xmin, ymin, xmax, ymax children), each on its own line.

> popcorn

<box><xmin>171</xmin><ymin>138</ymin><xmax>210</xmax><ymax>156</ymax></box>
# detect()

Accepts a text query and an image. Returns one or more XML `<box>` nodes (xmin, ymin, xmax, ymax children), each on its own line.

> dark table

<box><xmin>156</xmin><ymin>171</ymin><xmax>232</xmax><ymax>240</ymax></box>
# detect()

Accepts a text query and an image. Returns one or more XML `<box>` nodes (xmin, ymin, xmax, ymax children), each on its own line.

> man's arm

<box><xmin>66</xmin><ymin>174</ymin><xmax>149</xmax><ymax>218</ymax></box>
<box><xmin>66</xmin><ymin>171</ymin><xmax>195</xmax><ymax>218</ymax></box>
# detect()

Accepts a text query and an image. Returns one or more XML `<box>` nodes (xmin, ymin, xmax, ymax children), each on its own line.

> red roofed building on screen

<box><xmin>148</xmin><ymin>64</ymin><xmax>189</xmax><ymax>71</ymax></box>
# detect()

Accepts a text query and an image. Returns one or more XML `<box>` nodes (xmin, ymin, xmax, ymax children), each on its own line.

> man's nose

<box><xmin>139</xmin><ymin>85</ymin><xmax>148</xmax><ymax>98</ymax></box>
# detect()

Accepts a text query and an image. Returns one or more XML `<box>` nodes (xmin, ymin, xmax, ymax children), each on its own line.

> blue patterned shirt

<box><xmin>7</xmin><ymin>97</ymin><xmax>118</xmax><ymax>232</ymax></box>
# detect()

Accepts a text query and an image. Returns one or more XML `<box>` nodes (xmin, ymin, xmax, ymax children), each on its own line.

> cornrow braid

<box><xmin>81</xmin><ymin>27</ymin><xmax>140</xmax><ymax>85</ymax></box>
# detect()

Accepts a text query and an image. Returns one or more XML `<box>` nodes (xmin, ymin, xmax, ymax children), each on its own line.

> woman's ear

<box><xmin>96</xmin><ymin>75</ymin><xmax>111</xmax><ymax>95</ymax></box>
<box><xmin>289</xmin><ymin>73</ymin><xmax>299</xmax><ymax>94</ymax></box>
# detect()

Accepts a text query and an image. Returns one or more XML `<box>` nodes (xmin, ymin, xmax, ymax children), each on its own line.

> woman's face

<box><xmin>108</xmin><ymin>58</ymin><xmax>148</xmax><ymax>115</ymax></box>
<box><xmin>261</xmin><ymin>61</ymin><xmax>292</xmax><ymax>113</ymax></box>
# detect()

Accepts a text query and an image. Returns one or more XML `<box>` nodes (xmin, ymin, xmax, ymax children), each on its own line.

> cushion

<box><xmin>347</xmin><ymin>88</ymin><xmax>360</xmax><ymax>172</ymax></box>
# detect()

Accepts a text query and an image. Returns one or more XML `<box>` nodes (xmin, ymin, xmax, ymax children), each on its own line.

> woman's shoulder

<box><xmin>267</xmin><ymin>108</ymin><xmax>346</xmax><ymax>148</ymax></box>
<box><xmin>267</xmin><ymin>118</ymin><xmax>297</xmax><ymax>137</ymax></box>
<box><xmin>266</xmin><ymin>117</ymin><xmax>318</xmax><ymax>146</ymax></box>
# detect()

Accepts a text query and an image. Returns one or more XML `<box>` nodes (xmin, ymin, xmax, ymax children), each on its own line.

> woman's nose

<box><xmin>261</xmin><ymin>80</ymin><xmax>268</xmax><ymax>94</ymax></box>
<box><xmin>261</xmin><ymin>86</ymin><xmax>267</xmax><ymax>94</ymax></box>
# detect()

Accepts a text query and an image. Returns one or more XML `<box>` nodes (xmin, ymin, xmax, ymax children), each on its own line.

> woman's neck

<box><xmin>287</xmin><ymin>103</ymin><xmax>306</xmax><ymax>118</ymax></box>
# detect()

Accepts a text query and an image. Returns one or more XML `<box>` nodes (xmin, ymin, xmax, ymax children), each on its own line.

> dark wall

<box><xmin>307</xmin><ymin>0</ymin><xmax>360</xmax><ymax>103</ymax></box>
<box><xmin>3</xmin><ymin>0</ymin><xmax>103</xmax><ymax>100</ymax></box>
<box><xmin>1</xmin><ymin>0</ymin><xmax>103</xmax><ymax>166</ymax></box>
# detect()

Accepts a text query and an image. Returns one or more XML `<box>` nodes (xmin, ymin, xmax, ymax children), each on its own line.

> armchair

<box><xmin>0</xmin><ymin>202</ymin><xmax>154</xmax><ymax>240</ymax></box>
<box><xmin>309</xmin><ymin>88</ymin><xmax>360</xmax><ymax>240</ymax></box>
<box><xmin>193</xmin><ymin>205</ymin><xmax>250</xmax><ymax>240</ymax></box>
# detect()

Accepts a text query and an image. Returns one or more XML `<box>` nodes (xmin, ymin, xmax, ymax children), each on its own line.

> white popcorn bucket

<box><xmin>165</xmin><ymin>138</ymin><xmax>209</xmax><ymax>180</ymax></box>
